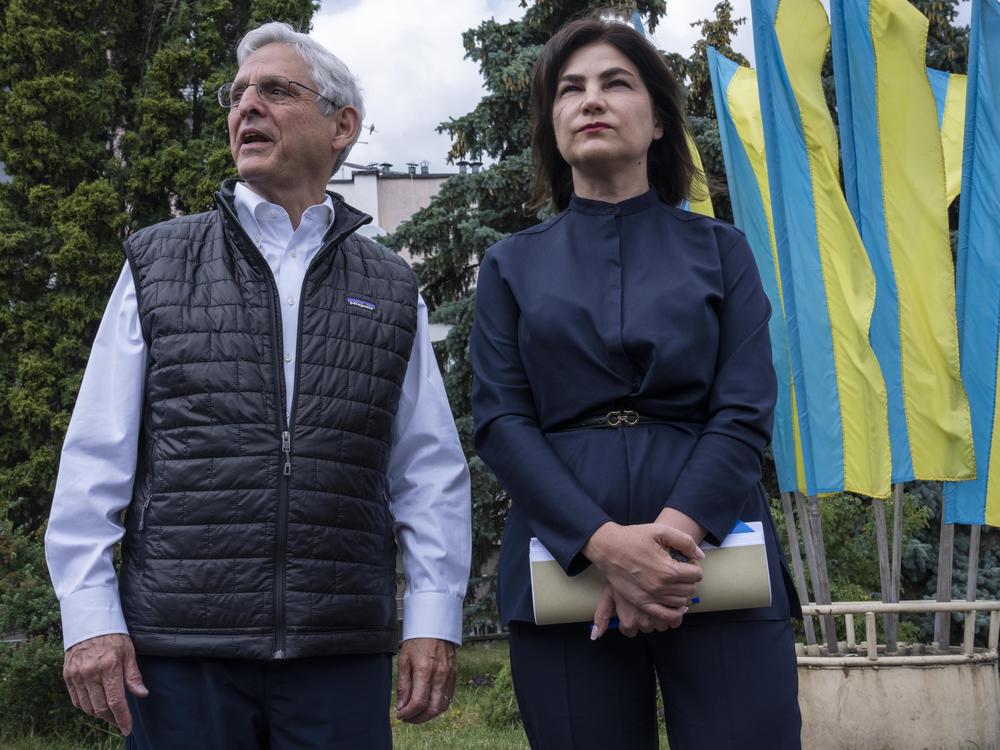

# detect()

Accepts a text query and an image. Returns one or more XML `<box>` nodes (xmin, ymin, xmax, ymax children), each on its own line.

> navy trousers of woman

<box><xmin>509</xmin><ymin>618</ymin><xmax>801</xmax><ymax>750</ymax></box>
<box><xmin>123</xmin><ymin>652</ymin><xmax>392</xmax><ymax>750</ymax></box>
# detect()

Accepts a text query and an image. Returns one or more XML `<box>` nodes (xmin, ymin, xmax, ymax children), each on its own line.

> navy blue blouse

<box><xmin>471</xmin><ymin>189</ymin><xmax>795</xmax><ymax>625</ymax></box>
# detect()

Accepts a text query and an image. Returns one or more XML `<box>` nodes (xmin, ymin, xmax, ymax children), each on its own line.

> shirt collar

<box><xmin>233</xmin><ymin>181</ymin><xmax>335</xmax><ymax>234</ymax></box>
<box><xmin>568</xmin><ymin>187</ymin><xmax>661</xmax><ymax>217</ymax></box>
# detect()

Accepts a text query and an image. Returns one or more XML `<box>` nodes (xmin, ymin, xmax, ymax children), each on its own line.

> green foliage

<box><xmin>0</xmin><ymin>637</ymin><xmax>109</xmax><ymax>742</ymax></box>
<box><xmin>0</xmin><ymin>1</ymin><xmax>317</xmax><ymax>743</ymax></box>
<box><xmin>480</xmin><ymin>662</ymin><xmax>521</xmax><ymax>730</ymax></box>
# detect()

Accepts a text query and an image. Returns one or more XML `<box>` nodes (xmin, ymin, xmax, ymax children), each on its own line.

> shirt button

<box><xmin>284</xmin><ymin>354</ymin><xmax>292</xmax><ymax>363</ymax></box>
<box><xmin>254</xmin><ymin>234</ymin><xmax>261</xmax><ymax>245</ymax></box>
<box><xmin>270</xmin><ymin>209</ymin><xmax>279</xmax><ymax>218</ymax></box>
<box><xmin>290</xmin><ymin>250</ymin><xmax>297</xmax><ymax>258</ymax></box>
<box><xmin>287</xmin><ymin>296</ymin><xmax>295</xmax><ymax>306</ymax></box>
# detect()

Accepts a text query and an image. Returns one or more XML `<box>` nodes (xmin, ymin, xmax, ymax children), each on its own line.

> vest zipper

<box><xmin>214</xmin><ymin>190</ymin><xmax>371</xmax><ymax>661</ymax></box>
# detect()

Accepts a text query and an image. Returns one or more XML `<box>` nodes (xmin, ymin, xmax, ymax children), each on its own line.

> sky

<box><xmin>312</xmin><ymin>0</ymin><xmax>972</xmax><ymax>176</ymax></box>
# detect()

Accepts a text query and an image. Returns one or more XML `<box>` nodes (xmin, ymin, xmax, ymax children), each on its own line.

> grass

<box><xmin>0</xmin><ymin>642</ymin><xmax>529</xmax><ymax>750</ymax></box>
<box><xmin>1</xmin><ymin>641</ymin><xmax>669</xmax><ymax>749</ymax></box>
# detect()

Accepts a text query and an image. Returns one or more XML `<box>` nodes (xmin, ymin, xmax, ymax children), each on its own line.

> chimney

<box><xmin>471</xmin><ymin>161</ymin><xmax>482</xmax><ymax>175</ymax></box>
<box><xmin>420</xmin><ymin>161</ymin><xmax>430</xmax><ymax>175</ymax></box>
<box><xmin>457</xmin><ymin>160</ymin><xmax>469</xmax><ymax>174</ymax></box>
<box><xmin>406</xmin><ymin>162</ymin><xmax>417</xmax><ymax>176</ymax></box>
<box><xmin>380</xmin><ymin>162</ymin><xmax>392</xmax><ymax>175</ymax></box>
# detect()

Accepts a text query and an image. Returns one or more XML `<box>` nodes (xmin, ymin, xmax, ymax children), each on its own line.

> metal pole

<box><xmin>805</xmin><ymin>494</ymin><xmax>838</xmax><ymax>654</ymax></box>
<box><xmin>964</xmin><ymin>524</ymin><xmax>982</xmax><ymax>654</ymax></box>
<box><xmin>780</xmin><ymin>492</ymin><xmax>817</xmax><ymax>646</ymax></box>
<box><xmin>933</xmin><ymin>513</ymin><xmax>955</xmax><ymax>651</ymax></box>
<box><xmin>795</xmin><ymin>492</ymin><xmax>827</xmax><ymax>644</ymax></box>
<box><xmin>887</xmin><ymin>483</ymin><xmax>904</xmax><ymax>649</ymax></box>
<box><xmin>872</xmin><ymin>497</ymin><xmax>893</xmax><ymax>650</ymax></box>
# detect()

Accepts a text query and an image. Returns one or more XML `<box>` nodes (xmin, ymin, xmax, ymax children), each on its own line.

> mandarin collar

<box><xmin>568</xmin><ymin>188</ymin><xmax>661</xmax><ymax>216</ymax></box>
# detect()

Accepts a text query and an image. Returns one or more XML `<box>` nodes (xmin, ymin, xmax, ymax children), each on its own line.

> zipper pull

<box><xmin>281</xmin><ymin>431</ymin><xmax>292</xmax><ymax>476</ymax></box>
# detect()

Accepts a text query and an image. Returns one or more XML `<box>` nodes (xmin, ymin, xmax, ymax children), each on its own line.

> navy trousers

<box><xmin>124</xmin><ymin>652</ymin><xmax>392</xmax><ymax>750</ymax></box>
<box><xmin>509</xmin><ymin>618</ymin><xmax>801</xmax><ymax>750</ymax></box>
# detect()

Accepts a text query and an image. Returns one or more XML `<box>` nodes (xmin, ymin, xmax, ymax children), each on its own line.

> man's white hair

<box><xmin>237</xmin><ymin>22</ymin><xmax>365</xmax><ymax>173</ymax></box>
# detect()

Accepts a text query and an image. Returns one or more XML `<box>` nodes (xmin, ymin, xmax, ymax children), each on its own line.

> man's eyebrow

<box><xmin>558</xmin><ymin>67</ymin><xmax>637</xmax><ymax>83</ymax></box>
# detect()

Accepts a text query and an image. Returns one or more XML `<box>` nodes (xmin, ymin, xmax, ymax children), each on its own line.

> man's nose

<box><xmin>236</xmin><ymin>85</ymin><xmax>266</xmax><ymax>118</ymax></box>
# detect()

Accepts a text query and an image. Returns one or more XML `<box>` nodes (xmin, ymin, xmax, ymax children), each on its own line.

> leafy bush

<box><xmin>480</xmin><ymin>662</ymin><xmax>521</xmax><ymax>729</ymax></box>
<box><xmin>0</xmin><ymin>637</ymin><xmax>107</xmax><ymax>742</ymax></box>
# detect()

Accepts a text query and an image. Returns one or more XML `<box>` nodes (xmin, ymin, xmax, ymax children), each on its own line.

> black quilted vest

<box><xmin>118</xmin><ymin>180</ymin><xmax>418</xmax><ymax>659</ymax></box>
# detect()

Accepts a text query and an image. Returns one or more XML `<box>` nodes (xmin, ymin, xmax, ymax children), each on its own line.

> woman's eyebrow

<box><xmin>559</xmin><ymin>67</ymin><xmax>636</xmax><ymax>83</ymax></box>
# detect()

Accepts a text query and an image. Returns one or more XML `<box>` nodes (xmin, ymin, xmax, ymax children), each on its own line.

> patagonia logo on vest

<box><xmin>345</xmin><ymin>295</ymin><xmax>376</xmax><ymax>312</ymax></box>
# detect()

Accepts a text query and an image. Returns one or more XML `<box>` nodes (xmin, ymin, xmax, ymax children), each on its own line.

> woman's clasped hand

<box><xmin>583</xmin><ymin>522</ymin><xmax>705</xmax><ymax>638</ymax></box>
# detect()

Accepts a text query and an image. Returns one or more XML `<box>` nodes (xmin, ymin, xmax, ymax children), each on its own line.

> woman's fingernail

<box><xmin>682</xmin><ymin>606</ymin><xmax>689</xmax><ymax>614</ymax></box>
<box><xmin>590</xmin><ymin>625</ymin><xmax>599</xmax><ymax>641</ymax></box>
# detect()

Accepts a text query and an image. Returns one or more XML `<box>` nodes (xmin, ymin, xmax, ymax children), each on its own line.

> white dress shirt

<box><xmin>45</xmin><ymin>182</ymin><xmax>471</xmax><ymax>650</ymax></box>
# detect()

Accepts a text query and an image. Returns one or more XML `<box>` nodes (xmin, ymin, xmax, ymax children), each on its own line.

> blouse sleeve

<box><xmin>663</xmin><ymin>234</ymin><xmax>777</xmax><ymax>545</ymax></box>
<box><xmin>471</xmin><ymin>248</ymin><xmax>611</xmax><ymax>575</ymax></box>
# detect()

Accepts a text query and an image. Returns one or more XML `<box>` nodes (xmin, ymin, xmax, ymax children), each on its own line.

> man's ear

<box><xmin>331</xmin><ymin>105</ymin><xmax>361</xmax><ymax>153</ymax></box>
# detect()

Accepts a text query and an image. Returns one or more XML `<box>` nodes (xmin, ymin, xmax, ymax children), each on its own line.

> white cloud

<box><xmin>311</xmin><ymin>0</ymin><xmax>524</xmax><ymax>173</ymax></box>
<box><xmin>310</xmin><ymin>0</ymin><xmax>973</xmax><ymax>173</ymax></box>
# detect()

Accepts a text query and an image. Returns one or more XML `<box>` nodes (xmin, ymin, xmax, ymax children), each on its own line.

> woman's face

<box><xmin>551</xmin><ymin>42</ymin><xmax>663</xmax><ymax>179</ymax></box>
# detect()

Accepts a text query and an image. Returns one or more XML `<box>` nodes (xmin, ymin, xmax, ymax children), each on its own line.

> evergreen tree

<box><xmin>0</xmin><ymin>1</ymin><xmax>316</xmax><ymax>738</ymax></box>
<box><xmin>0</xmin><ymin>0</ymin><xmax>317</xmax><ymax>532</ymax></box>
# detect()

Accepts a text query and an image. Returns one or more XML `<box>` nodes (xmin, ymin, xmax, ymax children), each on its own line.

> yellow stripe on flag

<box><xmin>872</xmin><ymin>0</ymin><xmax>975</xmax><ymax>480</ymax></box>
<box><xmin>686</xmin><ymin>132</ymin><xmax>715</xmax><ymax>217</ymax></box>
<box><xmin>942</xmin><ymin>74</ymin><xmax>967</xmax><ymax>205</ymax></box>
<box><xmin>727</xmin><ymin>66</ymin><xmax>808</xmax><ymax>493</ymax></box>
<box><xmin>775</xmin><ymin>0</ymin><xmax>891</xmax><ymax>498</ymax></box>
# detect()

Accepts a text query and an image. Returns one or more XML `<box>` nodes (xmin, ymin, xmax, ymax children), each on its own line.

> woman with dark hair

<box><xmin>470</xmin><ymin>15</ymin><xmax>802</xmax><ymax>750</ymax></box>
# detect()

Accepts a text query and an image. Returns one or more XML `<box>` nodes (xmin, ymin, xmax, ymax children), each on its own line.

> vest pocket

<box><xmin>136</xmin><ymin>436</ymin><xmax>158</xmax><ymax>532</ymax></box>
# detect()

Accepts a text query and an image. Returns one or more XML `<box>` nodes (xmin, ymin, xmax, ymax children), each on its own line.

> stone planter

<box><xmin>796</xmin><ymin>600</ymin><xmax>1000</xmax><ymax>750</ymax></box>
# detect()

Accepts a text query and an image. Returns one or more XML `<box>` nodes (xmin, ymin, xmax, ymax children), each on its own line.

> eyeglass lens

<box><xmin>221</xmin><ymin>76</ymin><xmax>293</xmax><ymax>107</ymax></box>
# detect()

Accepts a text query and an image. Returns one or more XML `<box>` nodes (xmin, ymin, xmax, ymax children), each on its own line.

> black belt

<box><xmin>551</xmin><ymin>410</ymin><xmax>671</xmax><ymax>431</ymax></box>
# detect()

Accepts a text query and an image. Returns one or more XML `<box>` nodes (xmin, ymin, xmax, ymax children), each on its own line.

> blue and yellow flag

<box><xmin>750</xmin><ymin>0</ymin><xmax>891</xmax><ymax>498</ymax></box>
<box><xmin>829</xmin><ymin>0</ymin><xmax>974</xmax><ymax>485</ymax></box>
<box><xmin>926</xmin><ymin>68</ymin><xmax>968</xmax><ymax>204</ymax></box>
<box><xmin>944</xmin><ymin>0</ymin><xmax>1000</xmax><ymax>527</ymax></box>
<box><xmin>707</xmin><ymin>47</ymin><xmax>806</xmax><ymax>495</ymax></box>
<box><xmin>685</xmin><ymin>134</ymin><xmax>715</xmax><ymax>217</ymax></box>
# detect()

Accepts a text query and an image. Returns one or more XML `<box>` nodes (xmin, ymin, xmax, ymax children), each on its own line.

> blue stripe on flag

<box><xmin>926</xmin><ymin>68</ymin><xmax>950</xmax><ymax>127</ymax></box>
<box><xmin>707</xmin><ymin>47</ymin><xmax>801</xmax><ymax>494</ymax></box>
<box><xmin>830</xmin><ymin>0</ymin><xmax>914</xmax><ymax>482</ymax></box>
<box><xmin>751</xmin><ymin>0</ymin><xmax>844</xmax><ymax>495</ymax></box>
<box><xmin>944</xmin><ymin>0</ymin><xmax>1000</xmax><ymax>525</ymax></box>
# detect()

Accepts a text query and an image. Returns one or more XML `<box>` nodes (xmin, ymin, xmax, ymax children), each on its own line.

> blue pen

<box><xmin>589</xmin><ymin>617</ymin><xmax>619</xmax><ymax>638</ymax></box>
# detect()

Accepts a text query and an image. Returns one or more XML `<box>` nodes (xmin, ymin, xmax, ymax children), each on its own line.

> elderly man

<box><xmin>44</xmin><ymin>21</ymin><xmax>471</xmax><ymax>749</ymax></box>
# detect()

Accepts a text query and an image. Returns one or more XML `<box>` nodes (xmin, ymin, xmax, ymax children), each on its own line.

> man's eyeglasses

<box><xmin>217</xmin><ymin>76</ymin><xmax>337</xmax><ymax>109</ymax></box>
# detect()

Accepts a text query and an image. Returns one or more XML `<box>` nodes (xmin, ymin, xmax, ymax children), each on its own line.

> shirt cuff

<box><xmin>58</xmin><ymin>586</ymin><xmax>129</xmax><ymax>651</ymax></box>
<box><xmin>401</xmin><ymin>591</ymin><xmax>465</xmax><ymax>646</ymax></box>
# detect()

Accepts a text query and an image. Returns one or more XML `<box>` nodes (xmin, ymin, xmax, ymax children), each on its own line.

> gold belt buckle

<box><xmin>605</xmin><ymin>410</ymin><xmax>639</xmax><ymax>427</ymax></box>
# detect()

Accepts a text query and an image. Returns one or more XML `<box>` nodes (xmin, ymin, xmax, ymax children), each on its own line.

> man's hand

<box><xmin>583</xmin><ymin>521</ymin><xmax>703</xmax><ymax>631</ymax></box>
<box><xmin>63</xmin><ymin>633</ymin><xmax>148</xmax><ymax>736</ymax></box>
<box><xmin>395</xmin><ymin>637</ymin><xmax>457</xmax><ymax>724</ymax></box>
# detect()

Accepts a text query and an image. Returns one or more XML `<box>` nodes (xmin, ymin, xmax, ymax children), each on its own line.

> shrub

<box><xmin>480</xmin><ymin>662</ymin><xmax>521</xmax><ymax>729</ymax></box>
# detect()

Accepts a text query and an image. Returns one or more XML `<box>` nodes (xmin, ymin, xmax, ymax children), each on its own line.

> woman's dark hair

<box><xmin>529</xmin><ymin>15</ymin><xmax>701</xmax><ymax>213</ymax></box>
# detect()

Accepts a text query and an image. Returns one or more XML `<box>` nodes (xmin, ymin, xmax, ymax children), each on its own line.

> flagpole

<box><xmin>780</xmin><ymin>492</ymin><xmax>817</xmax><ymax>646</ymax></box>
<box><xmin>933</xmin><ymin>510</ymin><xmax>955</xmax><ymax>651</ymax></box>
<box><xmin>796</xmin><ymin>493</ymin><xmax>838</xmax><ymax>653</ymax></box>
<box><xmin>964</xmin><ymin>524</ymin><xmax>982</xmax><ymax>652</ymax></box>
<box><xmin>887</xmin><ymin>482</ymin><xmax>904</xmax><ymax>650</ymax></box>
<box><xmin>872</xmin><ymin>496</ymin><xmax>894</xmax><ymax>650</ymax></box>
